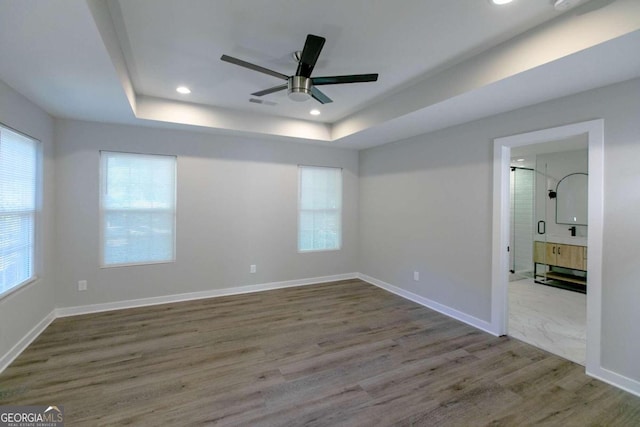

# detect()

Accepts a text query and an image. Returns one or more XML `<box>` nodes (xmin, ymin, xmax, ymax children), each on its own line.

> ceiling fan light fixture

<box><xmin>221</xmin><ymin>34</ymin><xmax>378</xmax><ymax>106</ymax></box>
<box><xmin>288</xmin><ymin>76</ymin><xmax>312</xmax><ymax>102</ymax></box>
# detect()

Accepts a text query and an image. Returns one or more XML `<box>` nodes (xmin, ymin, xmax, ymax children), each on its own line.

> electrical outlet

<box><xmin>250</xmin><ymin>265</ymin><xmax>256</xmax><ymax>274</ymax></box>
<box><xmin>413</xmin><ymin>271</ymin><xmax>419</xmax><ymax>281</ymax></box>
<box><xmin>78</xmin><ymin>280</ymin><xmax>87</xmax><ymax>291</ymax></box>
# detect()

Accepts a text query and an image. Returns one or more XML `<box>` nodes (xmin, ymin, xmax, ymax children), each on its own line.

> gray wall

<box><xmin>53</xmin><ymin>120</ymin><xmax>359</xmax><ymax>308</ymax></box>
<box><xmin>0</xmin><ymin>81</ymin><xmax>55</xmax><ymax>359</ymax></box>
<box><xmin>359</xmin><ymin>78</ymin><xmax>640</xmax><ymax>381</ymax></box>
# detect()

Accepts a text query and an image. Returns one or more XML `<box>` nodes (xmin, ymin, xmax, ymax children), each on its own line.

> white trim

<box><xmin>584</xmin><ymin>122</ymin><xmax>604</xmax><ymax>376</ymax></box>
<box><xmin>358</xmin><ymin>273</ymin><xmax>496</xmax><ymax>336</ymax></box>
<box><xmin>0</xmin><ymin>275</ymin><xmax>39</xmax><ymax>301</ymax></box>
<box><xmin>55</xmin><ymin>273</ymin><xmax>357</xmax><ymax>318</ymax></box>
<box><xmin>491</xmin><ymin>120</ymin><xmax>605</xmax><ymax>376</ymax></box>
<box><xmin>588</xmin><ymin>365</ymin><xmax>640</xmax><ymax>398</ymax></box>
<box><xmin>490</xmin><ymin>141</ymin><xmax>511</xmax><ymax>336</ymax></box>
<box><xmin>0</xmin><ymin>310</ymin><xmax>56</xmax><ymax>373</ymax></box>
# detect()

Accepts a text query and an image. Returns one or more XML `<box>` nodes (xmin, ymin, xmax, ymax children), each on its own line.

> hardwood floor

<box><xmin>1</xmin><ymin>279</ymin><xmax>639</xmax><ymax>426</ymax></box>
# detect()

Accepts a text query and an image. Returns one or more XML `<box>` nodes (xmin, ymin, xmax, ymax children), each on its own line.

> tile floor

<box><xmin>508</xmin><ymin>278</ymin><xmax>586</xmax><ymax>365</ymax></box>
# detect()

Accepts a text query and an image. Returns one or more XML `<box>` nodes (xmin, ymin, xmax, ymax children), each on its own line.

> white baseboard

<box><xmin>358</xmin><ymin>273</ymin><xmax>497</xmax><ymax>336</ymax></box>
<box><xmin>587</xmin><ymin>365</ymin><xmax>640</xmax><ymax>398</ymax></box>
<box><xmin>0</xmin><ymin>310</ymin><xmax>56</xmax><ymax>374</ymax></box>
<box><xmin>55</xmin><ymin>273</ymin><xmax>358</xmax><ymax>318</ymax></box>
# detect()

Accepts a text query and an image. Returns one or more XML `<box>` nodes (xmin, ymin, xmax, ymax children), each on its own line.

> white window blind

<box><xmin>0</xmin><ymin>125</ymin><xmax>37</xmax><ymax>296</ymax></box>
<box><xmin>100</xmin><ymin>151</ymin><xmax>176</xmax><ymax>266</ymax></box>
<box><xmin>298</xmin><ymin>166</ymin><xmax>342</xmax><ymax>252</ymax></box>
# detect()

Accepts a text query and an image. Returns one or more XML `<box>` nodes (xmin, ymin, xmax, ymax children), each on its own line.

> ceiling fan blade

<box><xmin>296</xmin><ymin>34</ymin><xmax>326</xmax><ymax>78</ymax></box>
<box><xmin>311</xmin><ymin>87</ymin><xmax>333</xmax><ymax>104</ymax></box>
<box><xmin>312</xmin><ymin>74</ymin><xmax>379</xmax><ymax>85</ymax></box>
<box><xmin>220</xmin><ymin>55</ymin><xmax>288</xmax><ymax>80</ymax></box>
<box><xmin>251</xmin><ymin>84</ymin><xmax>288</xmax><ymax>97</ymax></box>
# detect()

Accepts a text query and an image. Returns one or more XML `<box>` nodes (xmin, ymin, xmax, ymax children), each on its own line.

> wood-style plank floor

<box><xmin>1</xmin><ymin>279</ymin><xmax>639</xmax><ymax>426</ymax></box>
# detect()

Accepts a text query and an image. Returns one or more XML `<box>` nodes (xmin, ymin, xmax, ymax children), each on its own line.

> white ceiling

<box><xmin>1</xmin><ymin>0</ymin><xmax>639</xmax><ymax>149</ymax></box>
<box><xmin>111</xmin><ymin>0</ymin><xmax>563</xmax><ymax>123</ymax></box>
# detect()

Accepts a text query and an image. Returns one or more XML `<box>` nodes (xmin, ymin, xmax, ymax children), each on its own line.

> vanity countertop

<box><xmin>535</xmin><ymin>235</ymin><xmax>587</xmax><ymax>246</ymax></box>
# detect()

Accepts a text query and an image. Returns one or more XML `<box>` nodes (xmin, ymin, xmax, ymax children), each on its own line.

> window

<box><xmin>0</xmin><ymin>125</ymin><xmax>38</xmax><ymax>296</ymax></box>
<box><xmin>100</xmin><ymin>151</ymin><xmax>176</xmax><ymax>266</ymax></box>
<box><xmin>298</xmin><ymin>165</ymin><xmax>342</xmax><ymax>252</ymax></box>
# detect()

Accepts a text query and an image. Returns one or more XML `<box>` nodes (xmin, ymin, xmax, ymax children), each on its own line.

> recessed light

<box><xmin>176</xmin><ymin>86</ymin><xmax>191</xmax><ymax>94</ymax></box>
<box><xmin>554</xmin><ymin>0</ymin><xmax>583</xmax><ymax>11</ymax></box>
<box><xmin>517</xmin><ymin>158</ymin><xmax>525</xmax><ymax>162</ymax></box>
<box><xmin>310</xmin><ymin>109</ymin><xmax>321</xmax><ymax>116</ymax></box>
<box><xmin>491</xmin><ymin>0</ymin><xmax>513</xmax><ymax>5</ymax></box>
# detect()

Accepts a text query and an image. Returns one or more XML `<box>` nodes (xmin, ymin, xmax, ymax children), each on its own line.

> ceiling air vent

<box><xmin>249</xmin><ymin>98</ymin><xmax>277</xmax><ymax>106</ymax></box>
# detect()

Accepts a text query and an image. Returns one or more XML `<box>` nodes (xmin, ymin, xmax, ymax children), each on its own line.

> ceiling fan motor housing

<box><xmin>288</xmin><ymin>76</ymin><xmax>312</xmax><ymax>101</ymax></box>
<box><xmin>221</xmin><ymin>34</ymin><xmax>378</xmax><ymax>104</ymax></box>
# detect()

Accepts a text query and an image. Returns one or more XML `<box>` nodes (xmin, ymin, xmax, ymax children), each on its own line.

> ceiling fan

<box><xmin>221</xmin><ymin>34</ymin><xmax>379</xmax><ymax>104</ymax></box>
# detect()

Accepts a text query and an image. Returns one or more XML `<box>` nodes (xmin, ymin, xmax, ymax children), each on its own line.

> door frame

<box><xmin>490</xmin><ymin>119</ymin><xmax>604</xmax><ymax>375</ymax></box>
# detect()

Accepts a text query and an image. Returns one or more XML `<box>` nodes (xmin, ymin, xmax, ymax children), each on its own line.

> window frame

<box><xmin>99</xmin><ymin>150</ymin><xmax>177</xmax><ymax>268</ymax></box>
<box><xmin>0</xmin><ymin>123</ymin><xmax>41</xmax><ymax>299</ymax></box>
<box><xmin>297</xmin><ymin>165</ymin><xmax>343</xmax><ymax>253</ymax></box>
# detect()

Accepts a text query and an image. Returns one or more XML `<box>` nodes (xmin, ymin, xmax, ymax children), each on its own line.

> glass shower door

<box><xmin>510</xmin><ymin>167</ymin><xmax>535</xmax><ymax>279</ymax></box>
<box><xmin>534</xmin><ymin>161</ymin><xmax>549</xmax><ymax>283</ymax></box>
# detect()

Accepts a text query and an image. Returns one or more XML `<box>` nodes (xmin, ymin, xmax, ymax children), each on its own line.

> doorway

<box><xmin>508</xmin><ymin>141</ymin><xmax>588</xmax><ymax>365</ymax></box>
<box><xmin>490</xmin><ymin>119</ymin><xmax>604</xmax><ymax>376</ymax></box>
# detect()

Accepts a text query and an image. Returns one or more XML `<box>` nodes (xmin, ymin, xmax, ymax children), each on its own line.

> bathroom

<box><xmin>508</xmin><ymin>137</ymin><xmax>588</xmax><ymax>365</ymax></box>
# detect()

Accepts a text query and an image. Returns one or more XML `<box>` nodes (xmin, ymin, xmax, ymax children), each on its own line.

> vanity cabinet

<box><xmin>534</xmin><ymin>241</ymin><xmax>587</xmax><ymax>286</ymax></box>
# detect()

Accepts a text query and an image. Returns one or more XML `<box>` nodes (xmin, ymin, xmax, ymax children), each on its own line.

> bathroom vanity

<box><xmin>533</xmin><ymin>239</ymin><xmax>587</xmax><ymax>287</ymax></box>
<box><xmin>532</xmin><ymin>164</ymin><xmax>588</xmax><ymax>291</ymax></box>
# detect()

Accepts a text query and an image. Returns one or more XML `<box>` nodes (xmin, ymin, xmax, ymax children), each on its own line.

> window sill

<box><xmin>0</xmin><ymin>276</ymin><xmax>39</xmax><ymax>301</ymax></box>
<box><xmin>100</xmin><ymin>259</ymin><xmax>176</xmax><ymax>269</ymax></box>
<box><xmin>298</xmin><ymin>248</ymin><xmax>341</xmax><ymax>254</ymax></box>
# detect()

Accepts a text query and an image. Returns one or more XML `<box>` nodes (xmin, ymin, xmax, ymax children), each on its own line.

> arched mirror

<box><xmin>556</xmin><ymin>172</ymin><xmax>588</xmax><ymax>225</ymax></box>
